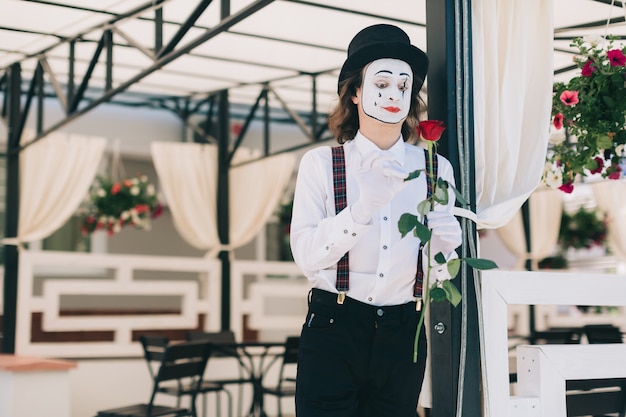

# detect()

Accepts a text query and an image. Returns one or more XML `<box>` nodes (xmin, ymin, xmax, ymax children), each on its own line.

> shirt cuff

<box><xmin>322</xmin><ymin>207</ymin><xmax>370</xmax><ymax>251</ymax></box>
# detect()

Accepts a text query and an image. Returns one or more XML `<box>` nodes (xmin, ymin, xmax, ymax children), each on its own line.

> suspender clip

<box><xmin>337</xmin><ymin>291</ymin><xmax>346</xmax><ymax>305</ymax></box>
<box><xmin>416</xmin><ymin>298</ymin><xmax>423</xmax><ymax>311</ymax></box>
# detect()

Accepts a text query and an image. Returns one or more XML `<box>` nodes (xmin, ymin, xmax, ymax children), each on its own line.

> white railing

<box><xmin>481</xmin><ymin>270</ymin><xmax>626</xmax><ymax>417</ymax></box>
<box><xmin>230</xmin><ymin>259</ymin><xmax>309</xmax><ymax>341</ymax></box>
<box><xmin>10</xmin><ymin>250</ymin><xmax>309</xmax><ymax>358</ymax></box>
<box><xmin>16</xmin><ymin>250</ymin><xmax>222</xmax><ymax>358</ymax></box>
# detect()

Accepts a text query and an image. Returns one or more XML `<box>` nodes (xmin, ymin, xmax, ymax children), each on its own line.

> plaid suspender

<box><xmin>331</xmin><ymin>146</ymin><xmax>437</xmax><ymax>305</ymax></box>
<box><xmin>331</xmin><ymin>147</ymin><xmax>350</xmax><ymax>297</ymax></box>
<box><xmin>414</xmin><ymin>150</ymin><xmax>438</xmax><ymax>299</ymax></box>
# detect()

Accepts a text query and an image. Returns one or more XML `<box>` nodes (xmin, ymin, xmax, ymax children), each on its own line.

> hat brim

<box><xmin>338</xmin><ymin>42</ymin><xmax>429</xmax><ymax>94</ymax></box>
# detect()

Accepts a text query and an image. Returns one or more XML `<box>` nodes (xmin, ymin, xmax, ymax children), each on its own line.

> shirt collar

<box><xmin>354</xmin><ymin>130</ymin><xmax>406</xmax><ymax>166</ymax></box>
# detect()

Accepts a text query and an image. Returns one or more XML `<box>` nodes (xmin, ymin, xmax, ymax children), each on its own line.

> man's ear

<box><xmin>351</xmin><ymin>91</ymin><xmax>359</xmax><ymax>105</ymax></box>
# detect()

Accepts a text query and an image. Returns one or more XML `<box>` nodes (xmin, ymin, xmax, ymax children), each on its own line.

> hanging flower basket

<box><xmin>543</xmin><ymin>35</ymin><xmax>626</xmax><ymax>193</ymax></box>
<box><xmin>80</xmin><ymin>175</ymin><xmax>163</xmax><ymax>236</ymax></box>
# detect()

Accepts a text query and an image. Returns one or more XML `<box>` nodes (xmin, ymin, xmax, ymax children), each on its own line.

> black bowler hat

<box><xmin>338</xmin><ymin>24</ymin><xmax>429</xmax><ymax>94</ymax></box>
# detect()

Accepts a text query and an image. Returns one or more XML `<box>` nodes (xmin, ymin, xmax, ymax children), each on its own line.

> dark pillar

<box><xmin>217</xmin><ymin>89</ymin><xmax>231</xmax><ymax>331</ymax></box>
<box><xmin>426</xmin><ymin>0</ymin><xmax>480</xmax><ymax>416</ymax></box>
<box><xmin>2</xmin><ymin>63</ymin><xmax>23</xmax><ymax>354</ymax></box>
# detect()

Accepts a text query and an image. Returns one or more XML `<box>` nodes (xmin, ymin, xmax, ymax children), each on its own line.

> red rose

<box><xmin>417</xmin><ymin>120</ymin><xmax>446</xmax><ymax>142</ymax></box>
<box><xmin>553</xmin><ymin>113</ymin><xmax>564</xmax><ymax>130</ymax></box>
<box><xmin>607</xmin><ymin>49</ymin><xmax>626</xmax><ymax>67</ymax></box>
<box><xmin>111</xmin><ymin>182</ymin><xmax>121</xmax><ymax>195</ymax></box>
<box><xmin>123</xmin><ymin>179</ymin><xmax>132</xmax><ymax>187</ymax></box>
<box><xmin>559</xmin><ymin>90</ymin><xmax>579</xmax><ymax>106</ymax></box>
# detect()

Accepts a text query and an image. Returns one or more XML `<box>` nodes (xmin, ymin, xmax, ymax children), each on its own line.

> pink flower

<box><xmin>589</xmin><ymin>157</ymin><xmax>604</xmax><ymax>174</ymax></box>
<box><xmin>559</xmin><ymin>90</ymin><xmax>579</xmax><ymax>106</ymax></box>
<box><xmin>607</xmin><ymin>49</ymin><xmax>626</xmax><ymax>67</ymax></box>
<box><xmin>111</xmin><ymin>182</ymin><xmax>122</xmax><ymax>195</ymax></box>
<box><xmin>581</xmin><ymin>59</ymin><xmax>596</xmax><ymax>77</ymax></box>
<box><xmin>559</xmin><ymin>182</ymin><xmax>574</xmax><ymax>193</ymax></box>
<box><xmin>553</xmin><ymin>113</ymin><xmax>564</xmax><ymax>130</ymax></box>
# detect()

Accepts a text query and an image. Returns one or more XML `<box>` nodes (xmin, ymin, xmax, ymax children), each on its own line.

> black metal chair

<box><xmin>261</xmin><ymin>336</ymin><xmax>299</xmax><ymax>417</ymax></box>
<box><xmin>139</xmin><ymin>335</ymin><xmax>232</xmax><ymax>417</ymax></box>
<box><xmin>96</xmin><ymin>340</ymin><xmax>212</xmax><ymax>417</ymax></box>
<box><xmin>185</xmin><ymin>330</ymin><xmax>252</xmax><ymax>417</ymax></box>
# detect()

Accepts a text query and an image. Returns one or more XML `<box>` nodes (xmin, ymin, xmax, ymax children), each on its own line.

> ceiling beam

<box><xmin>17</xmin><ymin>0</ymin><xmax>276</xmax><ymax>153</ymax></box>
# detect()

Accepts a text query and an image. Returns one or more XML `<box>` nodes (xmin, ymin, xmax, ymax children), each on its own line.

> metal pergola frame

<box><xmin>1</xmin><ymin>0</ymin><xmax>625</xmax><ymax>415</ymax></box>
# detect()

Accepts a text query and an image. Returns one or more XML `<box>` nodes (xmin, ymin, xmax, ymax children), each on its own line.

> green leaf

<box><xmin>464</xmin><ymin>258</ymin><xmax>498</xmax><ymax>270</ymax></box>
<box><xmin>414</xmin><ymin>221</ymin><xmax>432</xmax><ymax>243</ymax></box>
<box><xmin>447</xmin><ymin>182</ymin><xmax>469</xmax><ymax>206</ymax></box>
<box><xmin>596</xmin><ymin>134</ymin><xmax>612</xmax><ymax>149</ymax></box>
<box><xmin>602</xmin><ymin>95</ymin><xmax>615</xmax><ymax>108</ymax></box>
<box><xmin>447</xmin><ymin>258</ymin><xmax>462</xmax><ymax>278</ymax></box>
<box><xmin>398</xmin><ymin>213</ymin><xmax>419</xmax><ymax>238</ymax></box>
<box><xmin>404</xmin><ymin>169</ymin><xmax>422</xmax><ymax>181</ymax></box>
<box><xmin>430</xmin><ymin>287</ymin><xmax>447</xmax><ymax>302</ymax></box>
<box><xmin>433</xmin><ymin>184</ymin><xmax>449</xmax><ymax>205</ymax></box>
<box><xmin>434</xmin><ymin>252</ymin><xmax>446</xmax><ymax>264</ymax></box>
<box><xmin>437</xmin><ymin>177</ymin><xmax>449</xmax><ymax>190</ymax></box>
<box><xmin>584</xmin><ymin>158</ymin><xmax>599</xmax><ymax>171</ymax></box>
<box><xmin>442</xmin><ymin>280</ymin><xmax>462</xmax><ymax>307</ymax></box>
<box><xmin>417</xmin><ymin>200</ymin><xmax>432</xmax><ymax>217</ymax></box>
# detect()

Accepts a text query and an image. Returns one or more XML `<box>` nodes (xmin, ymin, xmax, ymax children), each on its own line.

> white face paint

<box><xmin>360</xmin><ymin>58</ymin><xmax>413</xmax><ymax>124</ymax></box>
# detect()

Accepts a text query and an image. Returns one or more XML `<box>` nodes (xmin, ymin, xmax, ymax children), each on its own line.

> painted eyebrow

<box><xmin>373</xmin><ymin>70</ymin><xmax>412</xmax><ymax>78</ymax></box>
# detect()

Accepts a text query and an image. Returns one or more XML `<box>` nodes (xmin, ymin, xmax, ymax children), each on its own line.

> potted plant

<box><xmin>543</xmin><ymin>35</ymin><xmax>626</xmax><ymax>193</ymax></box>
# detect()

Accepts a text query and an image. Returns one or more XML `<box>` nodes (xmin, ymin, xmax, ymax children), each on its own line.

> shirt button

<box><xmin>377</xmin><ymin>308</ymin><xmax>384</xmax><ymax>317</ymax></box>
<box><xmin>325</xmin><ymin>246</ymin><xmax>329</xmax><ymax>250</ymax></box>
<box><xmin>368</xmin><ymin>297</ymin><xmax>373</xmax><ymax>302</ymax></box>
<box><xmin>352</xmin><ymin>233</ymin><xmax>356</xmax><ymax>236</ymax></box>
<box><xmin>343</xmin><ymin>229</ymin><xmax>348</xmax><ymax>234</ymax></box>
<box><xmin>379</xmin><ymin>273</ymin><xmax>384</xmax><ymax>278</ymax></box>
<box><xmin>382</xmin><ymin>245</ymin><xmax>388</xmax><ymax>250</ymax></box>
<box><xmin>383</xmin><ymin>216</ymin><xmax>388</xmax><ymax>221</ymax></box>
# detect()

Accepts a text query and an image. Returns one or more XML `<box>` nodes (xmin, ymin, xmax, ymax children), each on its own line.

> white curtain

<box><xmin>591</xmin><ymin>180</ymin><xmax>626</xmax><ymax>261</ymax></box>
<box><xmin>472</xmin><ymin>0</ymin><xmax>555</xmax><ymax>229</ymax></box>
<box><xmin>16</xmin><ymin>132</ymin><xmax>106</xmax><ymax>243</ymax></box>
<box><xmin>496</xmin><ymin>187</ymin><xmax>563</xmax><ymax>269</ymax></box>
<box><xmin>151</xmin><ymin>142</ymin><xmax>295</xmax><ymax>255</ymax></box>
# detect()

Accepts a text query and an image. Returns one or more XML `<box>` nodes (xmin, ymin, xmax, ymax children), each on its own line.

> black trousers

<box><xmin>295</xmin><ymin>288</ymin><xmax>427</xmax><ymax>417</ymax></box>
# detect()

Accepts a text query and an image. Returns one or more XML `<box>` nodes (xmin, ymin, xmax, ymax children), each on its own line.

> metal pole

<box><xmin>426</xmin><ymin>0</ymin><xmax>480</xmax><ymax>415</ymax></box>
<box><xmin>2</xmin><ymin>63</ymin><xmax>22</xmax><ymax>354</ymax></box>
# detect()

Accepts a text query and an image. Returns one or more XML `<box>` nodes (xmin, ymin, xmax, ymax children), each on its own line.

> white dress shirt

<box><xmin>290</xmin><ymin>131</ymin><xmax>457</xmax><ymax>306</ymax></box>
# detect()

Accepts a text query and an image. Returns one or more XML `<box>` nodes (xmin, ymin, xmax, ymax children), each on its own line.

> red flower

<box><xmin>559</xmin><ymin>182</ymin><xmax>574</xmax><ymax>193</ymax></box>
<box><xmin>123</xmin><ymin>179</ymin><xmax>132</xmax><ymax>188</ymax></box>
<box><xmin>559</xmin><ymin>90</ymin><xmax>579</xmax><ymax>106</ymax></box>
<box><xmin>589</xmin><ymin>157</ymin><xmax>604</xmax><ymax>174</ymax></box>
<box><xmin>607</xmin><ymin>164</ymin><xmax>622</xmax><ymax>180</ymax></box>
<box><xmin>417</xmin><ymin>120</ymin><xmax>446</xmax><ymax>142</ymax></box>
<box><xmin>607</xmin><ymin>49</ymin><xmax>626</xmax><ymax>67</ymax></box>
<box><xmin>152</xmin><ymin>203</ymin><xmax>164</xmax><ymax>219</ymax></box>
<box><xmin>111</xmin><ymin>182</ymin><xmax>122</xmax><ymax>195</ymax></box>
<box><xmin>581</xmin><ymin>59</ymin><xmax>596</xmax><ymax>77</ymax></box>
<box><xmin>553</xmin><ymin>113</ymin><xmax>564</xmax><ymax>130</ymax></box>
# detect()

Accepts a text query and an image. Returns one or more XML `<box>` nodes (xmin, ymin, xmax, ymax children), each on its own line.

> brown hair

<box><xmin>328</xmin><ymin>69</ymin><xmax>426</xmax><ymax>144</ymax></box>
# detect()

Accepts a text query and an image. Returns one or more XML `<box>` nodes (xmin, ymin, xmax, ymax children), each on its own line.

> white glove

<box><xmin>351</xmin><ymin>152</ymin><xmax>408</xmax><ymax>224</ymax></box>
<box><xmin>426</xmin><ymin>211</ymin><xmax>462</xmax><ymax>257</ymax></box>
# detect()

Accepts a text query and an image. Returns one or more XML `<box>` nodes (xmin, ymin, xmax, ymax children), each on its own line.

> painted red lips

<box><xmin>381</xmin><ymin>106</ymin><xmax>401</xmax><ymax>113</ymax></box>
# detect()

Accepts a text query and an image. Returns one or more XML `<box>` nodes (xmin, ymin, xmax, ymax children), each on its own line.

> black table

<box><xmin>219</xmin><ymin>341</ymin><xmax>286</xmax><ymax>417</ymax></box>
